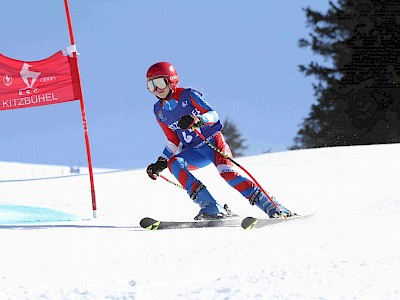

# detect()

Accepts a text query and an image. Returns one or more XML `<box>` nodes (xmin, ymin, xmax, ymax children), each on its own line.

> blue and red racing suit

<box><xmin>153</xmin><ymin>88</ymin><xmax>258</xmax><ymax>199</ymax></box>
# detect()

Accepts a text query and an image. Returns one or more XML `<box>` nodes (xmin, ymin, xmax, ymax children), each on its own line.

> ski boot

<box><xmin>191</xmin><ymin>184</ymin><xmax>231</xmax><ymax>220</ymax></box>
<box><xmin>249</xmin><ymin>188</ymin><xmax>293</xmax><ymax>218</ymax></box>
<box><xmin>269</xmin><ymin>211</ymin><xmax>297</xmax><ymax>219</ymax></box>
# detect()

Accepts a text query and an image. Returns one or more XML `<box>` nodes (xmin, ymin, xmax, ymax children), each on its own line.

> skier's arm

<box><xmin>189</xmin><ymin>90</ymin><xmax>219</xmax><ymax>125</ymax></box>
<box><xmin>157</xmin><ymin>119</ymin><xmax>181</xmax><ymax>159</ymax></box>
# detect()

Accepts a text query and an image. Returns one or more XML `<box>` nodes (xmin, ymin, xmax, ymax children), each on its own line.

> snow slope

<box><xmin>0</xmin><ymin>144</ymin><xmax>399</xmax><ymax>299</ymax></box>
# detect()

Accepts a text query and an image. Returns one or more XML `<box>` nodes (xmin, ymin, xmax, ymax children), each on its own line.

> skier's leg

<box><xmin>210</xmin><ymin>133</ymin><xmax>293</xmax><ymax>218</ymax></box>
<box><xmin>168</xmin><ymin>150</ymin><xmax>227</xmax><ymax>219</ymax></box>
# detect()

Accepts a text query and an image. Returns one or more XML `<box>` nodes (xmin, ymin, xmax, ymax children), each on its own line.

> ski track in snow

<box><xmin>0</xmin><ymin>144</ymin><xmax>399</xmax><ymax>299</ymax></box>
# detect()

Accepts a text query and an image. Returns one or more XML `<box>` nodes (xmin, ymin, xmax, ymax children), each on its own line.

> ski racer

<box><xmin>145</xmin><ymin>62</ymin><xmax>293</xmax><ymax>220</ymax></box>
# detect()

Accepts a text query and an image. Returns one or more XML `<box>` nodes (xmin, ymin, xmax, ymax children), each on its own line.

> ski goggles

<box><xmin>147</xmin><ymin>77</ymin><xmax>168</xmax><ymax>92</ymax></box>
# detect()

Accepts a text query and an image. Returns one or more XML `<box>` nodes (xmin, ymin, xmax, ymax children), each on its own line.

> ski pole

<box><xmin>158</xmin><ymin>174</ymin><xmax>185</xmax><ymax>190</ymax></box>
<box><xmin>193</xmin><ymin>128</ymin><xmax>281</xmax><ymax>211</ymax></box>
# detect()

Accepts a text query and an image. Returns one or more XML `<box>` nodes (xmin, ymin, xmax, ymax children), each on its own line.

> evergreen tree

<box><xmin>292</xmin><ymin>0</ymin><xmax>400</xmax><ymax>149</ymax></box>
<box><xmin>222</xmin><ymin>118</ymin><xmax>247</xmax><ymax>157</ymax></box>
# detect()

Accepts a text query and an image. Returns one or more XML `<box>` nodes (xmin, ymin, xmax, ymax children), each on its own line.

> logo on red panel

<box><xmin>18</xmin><ymin>63</ymin><xmax>41</xmax><ymax>95</ymax></box>
<box><xmin>3</xmin><ymin>74</ymin><xmax>12</xmax><ymax>86</ymax></box>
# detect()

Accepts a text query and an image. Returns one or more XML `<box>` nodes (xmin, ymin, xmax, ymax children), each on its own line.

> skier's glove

<box><xmin>146</xmin><ymin>157</ymin><xmax>168</xmax><ymax>180</ymax></box>
<box><xmin>178</xmin><ymin>114</ymin><xmax>204</xmax><ymax>130</ymax></box>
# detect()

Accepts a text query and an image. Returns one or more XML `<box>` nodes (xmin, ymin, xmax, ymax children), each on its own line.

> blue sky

<box><xmin>0</xmin><ymin>0</ymin><xmax>330</xmax><ymax>169</ymax></box>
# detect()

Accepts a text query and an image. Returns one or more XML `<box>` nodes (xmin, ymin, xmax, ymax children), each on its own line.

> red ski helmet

<box><xmin>146</xmin><ymin>62</ymin><xmax>179</xmax><ymax>90</ymax></box>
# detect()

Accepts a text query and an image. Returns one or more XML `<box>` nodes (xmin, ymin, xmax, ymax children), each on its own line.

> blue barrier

<box><xmin>0</xmin><ymin>204</ymin><xmax>80</xmax><ymax>224</ymax></box>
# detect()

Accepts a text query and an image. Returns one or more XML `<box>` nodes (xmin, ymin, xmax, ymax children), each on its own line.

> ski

<box><xmin>140</xmin><ymin>217</ymin><xmax>242</xmax><ymax>230</ymax></box>
<box><xmin>241</xmin><ymin>213</ymin><xmax>316</xmax><ymax>230</ymax></box>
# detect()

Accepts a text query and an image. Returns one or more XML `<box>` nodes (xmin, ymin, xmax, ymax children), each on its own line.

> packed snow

<box><xmin>0</xmin><ymin>144</ymin><xmax>399</xmax><ymax>299</ymax></box>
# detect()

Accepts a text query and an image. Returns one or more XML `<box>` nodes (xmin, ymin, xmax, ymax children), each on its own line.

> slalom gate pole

<box><xmin>159</xmin><ymin>174</ymin><xmax>184</xmax><ymax>190</ymax></box>
<box><xmin>193</xmin><ymin>128</ymin><xmax>281</xmax><ymax>211</ymax></box>
<box><xmin>64</xmin><ymin>0</ymin><xmax>97</xmax><ymax>218</ymax></box>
